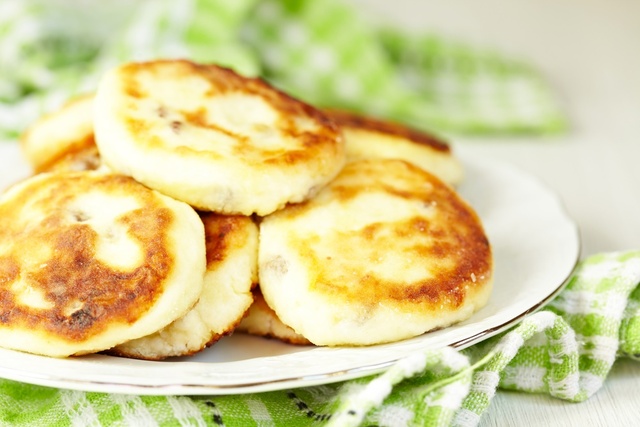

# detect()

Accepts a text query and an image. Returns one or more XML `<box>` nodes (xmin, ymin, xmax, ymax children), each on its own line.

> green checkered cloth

<box><xmin>1</xmin><ymin>251</ymin><xmax>639</xmax><ymax>426</ymax></box>
<box><xmin>242</xmin><ymin>0</ymin><xmax>566</xmax><ymax>135</ymax></box>
<box><xmin>0</xmin><ymin>0</ymin><xmax>565</xmax><ymax>140</ymax></box>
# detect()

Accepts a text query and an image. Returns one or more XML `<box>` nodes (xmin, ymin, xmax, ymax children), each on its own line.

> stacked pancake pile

<box><xmin>0</xmin><ymin>59</ymin><xmax>492</xmax><ymax>359</ymax></box>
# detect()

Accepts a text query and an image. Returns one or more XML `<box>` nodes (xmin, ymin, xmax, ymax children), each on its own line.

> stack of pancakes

<box><xmin>0</xmin><ymin>59</ymin><xmax>492</xmax><ymax>359</ymax></box>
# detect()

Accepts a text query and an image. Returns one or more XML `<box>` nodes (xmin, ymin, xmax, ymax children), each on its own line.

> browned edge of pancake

<box><xmin>324</xmin><ymin>109</ymin><xmax>450</xmax><ymax>153</ymax></box>
<box><xmin>239</xmin><ymin>288</ymin><xmax>312</xmax><ymax>346</ymax></box>
<box><xmin>105</xmin><ymin>212</ymin><xmax>259</xmax><ymax>360</ymax></box>
<box><xmin>41</xmin><ymin>141</ymin><xmax>100</xmax><ymax>173</ymax></box>
<box><xmin>0</xmin><ymin>172</ymin><xmax>182</xmax><ymax>345</ymax></box>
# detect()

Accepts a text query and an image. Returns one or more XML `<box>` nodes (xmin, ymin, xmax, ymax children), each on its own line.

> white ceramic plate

<box><xmin>0</xmin><ymin>144</ymin><xmax>580</xmax><ymax>395</ymax></box>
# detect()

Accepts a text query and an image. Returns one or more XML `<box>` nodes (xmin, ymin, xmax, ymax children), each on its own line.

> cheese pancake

<box><xmin>259</xmin><ymin>159</ymin><xmax>492</xmax><ymax>346</ymax></box>
<box><xmin>111</xmin><ymin>213</ymin><xmax>258</xmax><ymax>360</ymax></box>
<box><xmin>20</xmin><ymin>94</ymin><xmax>100</xmax><ymax>173</ymax></box>
<box><xmin>45</xmin><ymin>145</ymin><xmax>101</xmax><ymax>173</ymax></box>
<box><xmin>0</xmin><ymin>171</ymin><xmax>206</xmax><ymax>357</ymax></box>
<box><xmin>94</xmin><ymin>60</ymin><xmax>346</xmax><ymax>215</ymax></box>
<box><xmin>325</xmin><ymin>110</ymin><xmax>464</xmax><ymax>186</ymax></box>
<box><xmin>237</xmin><ymin>288</ymin><xmax>310</xmax><ymax>345</ymax></box>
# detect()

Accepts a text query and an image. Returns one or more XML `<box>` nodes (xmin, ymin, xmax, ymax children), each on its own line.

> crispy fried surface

<box><xmin>45</xmin><ymin>144</ymin><xmax>101</xmax><ymax>173</ymax></box>
<box><xmin>326</xmin><ymin>109</ymin><xmax>450</xmax><ymax>152</ymax></box>
<box><xmin>325</xmin><ymin>109</ymin><xmax>464</xmax><ymax>186</ymax></box>
<box><xmin>0</xmin><ymin>171</ymin><xmax>206</xmax><ymax>357</ymax></box>
<box><xmin>94</xmin><ymin>60</ymin><xmax>346</xmax><ymax>215</ymax></box>
<box><xmin>110</xmin><ymin>212</ymin><xmax>258</xmax><ymax>360</ymax></box>
<box><xmin>237</xmin><ymin>288</ymin><xmax>311</xmax><ymax>346</ymax></box>
<box><xmin>20</xmin><ymin>94</ymin><xmax>97</xmax><ymax>173</ymax></box>
<box><xmin>259</xmin><ymin>159</ymin><xmax>492</xmax><ymax>346</ymax></box>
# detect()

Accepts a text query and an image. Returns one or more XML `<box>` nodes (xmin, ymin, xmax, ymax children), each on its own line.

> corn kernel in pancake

<box><xmin>325</xmin><ymin>109</ymin><xmax>463</xmax><ymax>186</ymax></box>
<box><xmin>20</xmin><ymin>94</ymin><xmax>99</xmax><ymax>173</ymax></box>
<box><xmin>259</xmin><ymin>159</ymin><xmax>492</xmax><ymax>346</ymax></box>
<box><xmin>94</xmin><ymin>60</ymin><xmax>345</xmax><ymax>215</ymax></box>
<box><xmin>110</xmin><ymin>213</ymin><xmax>258</xmax><ymax>360</ymax></box>
<box><xmin>0</xmin><ymin>171</ymin><xmax>206</xmax><ymax>357</ymax></box>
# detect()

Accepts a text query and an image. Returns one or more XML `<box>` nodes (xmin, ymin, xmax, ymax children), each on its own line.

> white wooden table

<box><xmin>352</xmin><ymin>0</ymin><xmax>640</xmax><ymax>424</ymax></box>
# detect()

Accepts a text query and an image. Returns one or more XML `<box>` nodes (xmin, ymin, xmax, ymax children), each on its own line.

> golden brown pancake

<box><xmin>93</xmin><ymin>59</ymin><xmax>346</xmax><ymax>215</ymax></box>
<box><xmin>0</xmin><ymin>171</ymin><xmax>206</xmax><ymax>357</ymax></box>
<box><xmin>325</xmin><ymin>109</ymin><xmax>464</xmax><ymax>186</ymax></box>
<box><xmin>45</xmin><ymin>144</ymin><xmax>101</xmax><ymax>173</ymax></box>
<box><xmin>110</xmin><ymin>213</ymin><xmax>258</xmax><ymax>360</ymax></box>
<box><xmin>20</xmin><ymin>94</ymin><xmax>100</xmax><ymax>173</ymax></box>
<box><xmin>237</xmin><ymin>288</ymin><xmax>311</xmax><ymax>345</ymax></box>
<box><xmin>259</xmin><ymin>159</ymin><xmax>492</xmax><ymax>346</ymax></box>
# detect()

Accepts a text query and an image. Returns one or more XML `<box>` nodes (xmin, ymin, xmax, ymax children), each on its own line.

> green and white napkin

<box><xmin>1</xmin><ymin>251</ymin><xmax>638</xmax><ymax>426</ymax></box>
<box><xmin>0</xmin><ymin>0</ymin><xmax>566</xmax><ymax>140</ymax></box>
<box><xmin>242</xmin><ymin>0</ymin><xmax>566</xmax><ymax>135</ymax></box>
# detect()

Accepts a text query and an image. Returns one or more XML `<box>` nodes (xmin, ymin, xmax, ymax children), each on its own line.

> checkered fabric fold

<box><xmin>0</xmin><ymin>0</ymin><xmax>566</xmax><ymax>139</ymax></box>
<box><xmin>242</xmin><ymin>0</ymin><xmax>567</xmax><ymax>135</ymax></box>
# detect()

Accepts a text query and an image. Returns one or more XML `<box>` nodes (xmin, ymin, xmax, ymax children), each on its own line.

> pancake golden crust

<box><xmin>326</xmin><ymin>109</ymin><xmax>450</xmax><ymax>152</ymax></box>
<box><xmin>237</xmin><ymin>288</ymin><xmax>311</xmax><ymax>345</ymax></box>
<box><xmin>20</xmin><ymin>94</ymin><xmax>98</xmax><ymax>173</ymax></box>
<box><xmin>0</xmin><ymin>171</ymin><xmax>206</xmax><ymax>357</ymax></box>
<box><xmin>259</xmin><ymin>159</ymin><xmax>492</xmax><ymax>346</ymax></box>
<box><xmin>94</xmin><ymin>59</ymin><xmax>346</xmax><ymax>215</ymax></box>
<box><xmin>110</xmin><ymin>212</ymin><xmax>258</xmax><ymax>360</ymax></box>
<box><xmin>45</xmin><ymin>144</ymin><xmax>101</xmax><ymax>173</ymax></box>
<box><xmin>324</xmin><ymin>109</ymin><xmax>464</xmax><ymax>186</ymax></box>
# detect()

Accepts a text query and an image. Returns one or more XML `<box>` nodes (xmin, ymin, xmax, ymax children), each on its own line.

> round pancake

<box><xmin>93</xmin><ymin>59</ymin><xmax>346</xmax><ymax>215</ymax></box>
<box><xmin>325</xmin><ymin>109</ymin><xmax>464</xmax><ymax>186</ymax></box>
<box><xmin>259</xmin><ymin>159</ymin><xmax>492</xmax><ymax>346</ymax></box>
<box><xmin>20</xmin><ymin>94</ymin><xmax>100</xmax><ymax>173</ymax></box>
<box><xmin>237</xmin><ymin>288</ymin><xmax>310</xmax><ymax>346</ymax></box>
<box><xmin>110</xmin><ymin>213</ymin><xmax>258</xmax><ymax>360</ymax></box>
<box><xmin>0</xmin><ymin>171</ymin><xmax>206</xmax><ymax>357</ymax></box>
